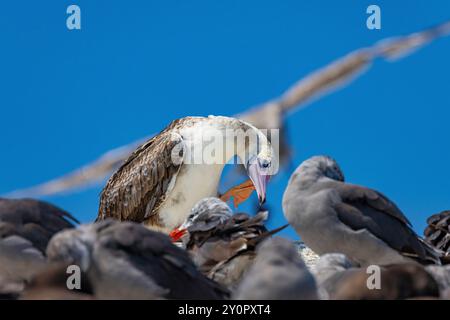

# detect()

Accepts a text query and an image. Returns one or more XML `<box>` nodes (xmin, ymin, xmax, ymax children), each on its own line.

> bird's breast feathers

<box><xmin>156</xmin><ymin>163</ymin><xmax>225</xmax><ymax>232</ymax></box>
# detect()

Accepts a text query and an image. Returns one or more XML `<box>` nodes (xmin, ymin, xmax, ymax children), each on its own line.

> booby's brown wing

<box><xmin>333</xmin><ymin>183</ymin><xmax>441</xmax><ymax>264</ymax></box>
<box><xmin>98</xmin><ymin>118</ymin><xmax>200</xmax><ymax>225</ymax></box>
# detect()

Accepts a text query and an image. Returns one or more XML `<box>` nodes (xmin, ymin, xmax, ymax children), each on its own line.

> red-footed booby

<box><xmin>97</xmin><ymin>116</ymin><xmax>274</xmax><ymax>233</ymax></box>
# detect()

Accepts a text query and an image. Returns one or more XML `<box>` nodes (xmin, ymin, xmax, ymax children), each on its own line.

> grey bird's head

<box><xmin>169</xmin><ymin>197</ymin><xmax>233</xmax><ymax>242</ymax></box>
<box><xmin>233</xmin><ymin>237</ymin><xmax>318</xmax><ymax>300</ymax></box>
<box><xmin>46</xmin><ymin>221</ymin><xmax>113</xmax><ymax>272</ymax></box>
<box><xmin>296</xmin><ymin>155</ymin><xmax>345</xmax><ymax>182</ymax></box>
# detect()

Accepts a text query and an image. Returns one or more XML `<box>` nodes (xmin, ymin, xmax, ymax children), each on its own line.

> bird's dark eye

<box><xmin>260</xmin><ymin>159</ymin><xmax>271</xmax><ymax>168</ymax></box>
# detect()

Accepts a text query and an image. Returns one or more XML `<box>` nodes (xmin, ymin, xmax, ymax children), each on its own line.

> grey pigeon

<box><xmin>233</xmin><ymin>237</ymin><xmax>318</xmax><ymax>300</ymax></box>
<box><xmin>0</xmin><ymin>198</ymin><xmax>77</xmax><ymax>298</ymax></box>
<box><xmin>47</xmin><ymin>219</ymin><xmax>228</xmax><ymax>299</ymax></box>
<box><xmin>283</xmin><ymin>156</ymin><xmax>441</xmax><ymax>266</ymax></box>
<box><xmin>170</xmin><ymin>197</ymin><xmax>286</xmax><ymax>290</ymax></box>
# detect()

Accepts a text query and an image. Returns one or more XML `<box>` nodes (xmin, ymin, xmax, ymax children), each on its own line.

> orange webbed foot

<box><xmin>220</xmin><ymin>179</ymin><xmax>256</xmax><ymax>208</ymax></box>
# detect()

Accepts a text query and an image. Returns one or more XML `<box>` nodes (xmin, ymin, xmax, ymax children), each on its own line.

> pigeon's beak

<box><xmin>247</xmin><ymin>162</ymin><xmax>270</xmax><ymax>205</ymax></box>
<box><xmin>169</xmin><ymin>227</ymin><xmax>187</xmax><ymax>242</ymax></box>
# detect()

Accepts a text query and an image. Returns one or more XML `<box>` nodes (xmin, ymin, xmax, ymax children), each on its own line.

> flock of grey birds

<box><xmin>1</xmin><ymin>122</ymin><xmax>450</xmax><ymax>300</ymax></box>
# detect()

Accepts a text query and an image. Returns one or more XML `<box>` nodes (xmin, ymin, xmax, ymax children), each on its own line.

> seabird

<box><xmin>46</xmin><ymin>219</ymin><xmax>228</xmax><ymax>299</ymax></box>
<box><xmin>97</xmin><ymin>116</ymin><xmax>274</xmax><ymax>233</ymax></box>
<box><xmin>283</xmin><ymin>156</ymin><xmax>441</xmax><ymax>266</ymax></box>
<box><xmin>233</xmin><ymin>237</ymin><xmax>318</xmax><ymax>300</ymax></box>
<box><xmin>313</xmin><ymin>254</ymin><xmax>440</xmax><ymax>300</ymax></box>
<box><xmin>0</xmin><ymin>198</ymin><xmax>77</xmax><ymax>298</ymax></box>
<box><xmin>169</xmin><ymin>197</ymin><xmax>286</xmax><ymax>289</ymax></box>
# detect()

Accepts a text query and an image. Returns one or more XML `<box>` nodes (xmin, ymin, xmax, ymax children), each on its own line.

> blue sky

<box><xmin>0</xmin><ymin>1</ymin><xmax>449</xmax><ymax>239</ymax></box>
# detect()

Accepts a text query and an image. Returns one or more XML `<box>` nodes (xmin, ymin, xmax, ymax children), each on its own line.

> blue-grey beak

<box><xmin>247</xmin><ymin>161</ymin><xmax>270</xmax><ymax>205</ymax></box>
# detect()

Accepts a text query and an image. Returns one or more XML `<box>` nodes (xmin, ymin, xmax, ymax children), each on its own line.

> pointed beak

<box><xmin>247</xmin><ymin>162</ymin><xmax>270</xmax><ymax>205</ymax></box>
<box><xmin>169</xmin><ymin>227</ymin><xmax>187</xmax><ymax>242</ymax></box>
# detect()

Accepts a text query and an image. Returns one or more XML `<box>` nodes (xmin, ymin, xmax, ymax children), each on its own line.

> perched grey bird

<box><xmin>169</xmin><ymin>197</ymin><xmax>286</xmax><ymax>290</ymax></box>
<box><xmin>233</xmin><ymin>237</ymin><xmax>318</xmax><ymax>300</ymax></box>
<box><xmin>313</xmin><ymin>254</ymin><xmax>440</xmax><ymax>300</ymax></box>
<box><xmin>283</xmin><ymin>156</ymin><xmax>441</xmax><ymax>266</ymax></box>
<box><xmin>47</xmin><ymin>220</ymin><xmax>228</xmax><ymax>300</ymax></box>
<box><xmin>0</xmin><ymin>235</ymin><xmax>46</xmax><ymax>298</ymax></box>
<box><xmin>169</xmin><ymin>197</ymin><xmax>234</xmax><ymax>243</ymax></box>
<box><xmin>0</xmin><ymin>198</ymin><xmax>77</xmax><ymax>298</ymax></box>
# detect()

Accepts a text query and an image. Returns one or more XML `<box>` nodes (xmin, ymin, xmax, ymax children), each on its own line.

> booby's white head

<box><xmin>199</xmin><ymin>115</ymin><xmax>275</xmax><ymax>205</ymax></box>
<box><xmin>232</xmin><ymin>118</ymin><xmax>274</xmax><ymax>205</ymax></box>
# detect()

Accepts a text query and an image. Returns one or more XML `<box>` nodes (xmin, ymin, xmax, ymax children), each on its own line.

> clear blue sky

<box><xmin>1</xmin><ymin>1</ymin><xmax>449</xmax><ymax>239</ymax></box>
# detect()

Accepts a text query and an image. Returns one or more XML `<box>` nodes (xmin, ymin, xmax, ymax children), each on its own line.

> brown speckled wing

<box><xmin>97</xmin><ymin>118</ymin><xmax>198</xmax><ymax>225</ymax></box>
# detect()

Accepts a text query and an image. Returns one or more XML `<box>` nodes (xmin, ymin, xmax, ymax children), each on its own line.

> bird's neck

<box><xmin>182</xmin><ymin>117</ymin><xmax>256</xmax><ymax>166</ymax></box>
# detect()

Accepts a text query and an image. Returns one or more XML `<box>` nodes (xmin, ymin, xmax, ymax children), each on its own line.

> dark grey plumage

<box><xmin>47</xmin><ymin>220</ymin><xmax>228</xmax><ymax>299</ymax></box>
<box><xmin>313</xmin><ymin>253</ymin><xmax>440</xmax><ymax>300</ymax></box>
<box><xmin>311</xmin><ymin>253</ymin><xmax>357</xmax><ymax>299</ymax></box>
<box><xmin>0</xmin><ymin>198</ymin><xmax>78</xmax><ymax>253</ymax></box>
<box><xmin>183</xmin><ymin>197</ymin><xmax>233</xmax><ymax>234</ymax></box>
<box><xmin>425</xmin><ymin>264</ymin><xmax>450</xmax><ymax>297</ymax></box>
<box><xmin>283</xmin><ymin>156</ymin><xmax>441</xmax><ymax>266</ymax></box>
<box><xmin>233</xmin><ymin>237</ymin><xmax>318</xmax><ymax>300</ymax></box>
<box><xmin>175</xmin><ymin>197</ymin><xmax>285</xmax><ymax>290</ymax></box>
<box><xmin>0</xmin><ymin>198</ymin><xmax>77</xmax><ymax>298</ymax></box>
<box><xmin>424</xmin><ymin>210</ymin><xmax>450</xmax><ymax>264</ymax></box>
<box><xmin>20</xmin><ymin>263</ymin><xmax>94</xmax><ymax>300</ymax></box>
